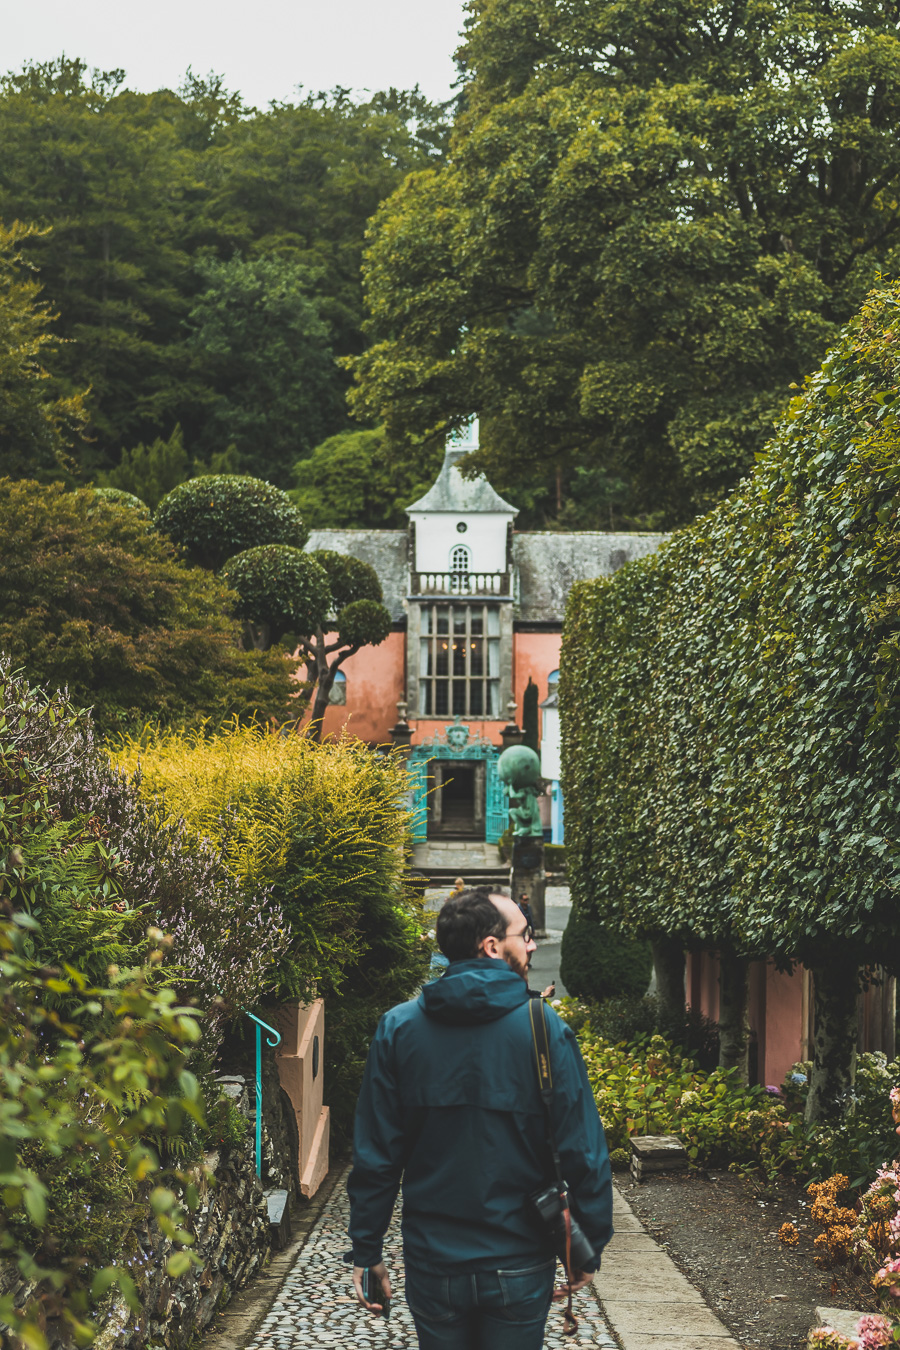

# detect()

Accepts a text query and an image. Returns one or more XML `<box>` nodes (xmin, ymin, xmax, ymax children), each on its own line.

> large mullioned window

<box><xmin>419</xmin><ymin>604</ymin><xmax>501</xmax><ymax>717</ymax></box>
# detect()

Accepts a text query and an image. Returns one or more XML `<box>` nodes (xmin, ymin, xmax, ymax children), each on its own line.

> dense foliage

<box><xmin>351</xmin><ymin>0</ymin><xmax>900</xmax><ymax>527</ymax></box>
<box><xmin>0</xmin><ymin>675</ymin><xmax>216</xmax><ymax>1345</ymax></box>
<box><xmin>561</xmin><ymin>278</ymin><xmax>900</xmax><ymax>1115</ymax></box>
<box><xmin>112</xmin><ymin>722</ymin><xmax>428</xmax><ymax>1137</ymax></box>
<box><xmin>97</xmin><ymin>425</ymin><xmax>193</xmax><ymax>510</ymax></box>
<box><xmin>0</xmin><ymin>220</ymin><xmax>86</xmax><ymax>480</ymax></box>
<box><xmin>562</xmin><ymin>1004</ymin><xmax>900</xmax><ymax>1188</ymax></box>
<box><xmin>186</xmin><ymin>255</ymin><xmax>345</xmax><ymax>484</ymax></box>
<box><xmin>0</xmin><ymin>58</ymin><xmax>448</xmax><ymax>481</ymax></box>
<box><xmin>290</xmin><ymin>426</ymin><xmax>444</xmax><ymax>528</ymax></box>
<box><xmin>0</xmin><ymin>479</ymin><xmax>296</xmax><ymax>733</ymax></box>
<box><xmin>221</xmin><ymin>546</ymin><xmax>332</xmax><ymax>649</ymax></box>
<box><xmin>1</xmin><ymin>911</ymin><xmax>206</xmax><ymax>1350</ymax></box>
<box><xmin>154</xmin><ymin>474</ymin><xmax>308</xmax><ymax>571</ymax></box>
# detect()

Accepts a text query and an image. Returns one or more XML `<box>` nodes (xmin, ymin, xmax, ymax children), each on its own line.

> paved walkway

<box><xmin>604</xmin><ymin>1184</ymin><xmax>742</xmax><ymax>1349</ymax></box>
<box><xmin>218</xmin><ymin>1167</ymin><xmax>743</xmax><ymax>1350</ymax></box>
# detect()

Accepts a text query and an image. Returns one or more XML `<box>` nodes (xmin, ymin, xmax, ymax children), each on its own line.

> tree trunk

<box><xmin>242</xmin><ymin>619</ymin><xmax>271</xmax><ymax>651</ymax></box>
<box><xmin>651</xmin><ymin>937</ymin><xmax>685</xmax><ymax>1020</ymax></box>
<box><xmin>805</xmin><ymin>958</ymin><xmax>858</xmax><ymax>1126</ymax></box>
<box><xmin>307</xmin><ymin>669</ymin><xmax>335</xmax><ymax>742</ymax></box>
<box><xmin>718</xmin><ymin>953</ymin><xmax>750</xmax><ymax>1084</ymax></box>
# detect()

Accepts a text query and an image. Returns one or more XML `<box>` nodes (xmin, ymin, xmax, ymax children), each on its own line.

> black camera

<box><xmin>529</xmin><ymin>1185</ymin><xmax>596</xmax><ymax>1272</ymax></box>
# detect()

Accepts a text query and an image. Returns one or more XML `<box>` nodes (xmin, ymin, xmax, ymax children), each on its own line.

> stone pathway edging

<box><xmin>201</xmin><ymin>1166</ymin><xmax>744</xmax><ymax>1350</ymax></box>
<box><xmin>599</xmin><ymin>1181</ymin><xmax>743</xmax><ymax>1349</ymax></box>
<box><xmin>196</xmin><ymin>1165</ymin><xmax>346</xmax><ymax>1350</ymax></box>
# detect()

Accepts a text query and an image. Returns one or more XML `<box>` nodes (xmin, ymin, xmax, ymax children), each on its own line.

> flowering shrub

<box><xmin>808</xmin><ymin>1330</ymin><xmax>858</xmax><ymax>1349</ymax></box>
<box><xmin>565</xmin><ymin>1001</ymin><xmax>900</xmax><ymax>1184</ymax></box>
<box><xmin>0</xmin><ymin>657</ymin><xmax>287</xmax><ymax>1052</ymax></box>
<box><xmin>807</xmin><ymin>1173</ymin><xmax>857</xmax><ymax>1265</ymax></box>
<box><xmin>565</xmin><ymin>1019</ymin><xmax>782</xmax><ymax>1165</ymax></box>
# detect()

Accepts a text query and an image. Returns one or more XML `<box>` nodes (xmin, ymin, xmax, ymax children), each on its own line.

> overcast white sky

<box><xmin>3</xmin><ymin>0</ymin><xmax>468</xmax><ymax>108</ymax></box>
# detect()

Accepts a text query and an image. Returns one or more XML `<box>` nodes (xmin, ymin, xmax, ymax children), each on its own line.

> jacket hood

<box><xmin>420</xmin><ymin>958</ymin><xmax>530</xmax><ymax>1025</ymax></box>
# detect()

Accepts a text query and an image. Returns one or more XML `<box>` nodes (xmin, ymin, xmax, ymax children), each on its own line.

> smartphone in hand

<box><xmin>361</xmin><ymin>1268</ymin><xmax>391</xmax><ymax>1320</ymax></box>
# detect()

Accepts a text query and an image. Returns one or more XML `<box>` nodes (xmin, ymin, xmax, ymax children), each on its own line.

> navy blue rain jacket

<box><xmin>347</xmin><ymin>958</ymin><xmax>613</xmax><ymax>1274</ymax></box>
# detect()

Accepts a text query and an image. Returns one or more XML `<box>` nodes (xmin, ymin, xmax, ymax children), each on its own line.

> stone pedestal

<box><xmin>629</xmin><ymin>1134</ymin><xmax>689</xmax><ymax>1182</ymax></box>
<box><xmin>511</xmin><ymin>836</ymin><xmax>546</xmax><ymax>934</ymax></box>
<box><xmin>272</xmin><ymin>1000</ymin><xmax>330</xmax><ymax>1198</ymax></box>
<box><xmin>390</xmin><ymin>700</ymin><xmax>414</xmax><ymax>755</ymax></box>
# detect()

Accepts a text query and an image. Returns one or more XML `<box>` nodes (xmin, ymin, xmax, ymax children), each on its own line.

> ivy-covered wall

<box><xmin>561</xmin><ymin>280</ymin><xmax>900</xmax><ymax>1114</ymax></box>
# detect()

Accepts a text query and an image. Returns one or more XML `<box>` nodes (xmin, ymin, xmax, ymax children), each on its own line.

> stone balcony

<box><xmin>409</xmin><ymin>570</ymin><xmax>511</xmax><ymax>597</ymax></box>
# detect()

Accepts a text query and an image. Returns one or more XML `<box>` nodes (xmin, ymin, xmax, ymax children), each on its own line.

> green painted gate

<box><xmin>407</xmin><ymin>717</ymin><xmax>507</xmax><ymax>844</ymax></box>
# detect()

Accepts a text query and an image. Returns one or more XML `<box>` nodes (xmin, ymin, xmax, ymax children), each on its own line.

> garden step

<box><xmin>629</xmin><ymin>1133</ymin><xmax>689</xmax><ymax>1181</ymax></box>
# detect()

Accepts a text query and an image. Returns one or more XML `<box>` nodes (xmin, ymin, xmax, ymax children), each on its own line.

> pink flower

<box><xmin>856</xmin><ymin>1312</ymin><xmax>892</xmax><ymax>1348</ymax></box>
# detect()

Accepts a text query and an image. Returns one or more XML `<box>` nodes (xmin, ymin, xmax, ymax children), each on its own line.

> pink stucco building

<box><xmin>299</xmin><ymin>421</ymin><xmax>665</xmax><ymax>844</ymax></box>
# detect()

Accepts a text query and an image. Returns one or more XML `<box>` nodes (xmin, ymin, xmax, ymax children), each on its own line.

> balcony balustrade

<box><xmin>410</xmin><ymin>570</ymin><xmax>510</xmax><ymax>597</ymax></box>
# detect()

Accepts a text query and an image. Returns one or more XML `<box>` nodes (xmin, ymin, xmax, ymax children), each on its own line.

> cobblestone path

<box><xmin>246</xmin><ymin>1167</ymin><xmax>618</xmax><ymax>1350</ymax></box>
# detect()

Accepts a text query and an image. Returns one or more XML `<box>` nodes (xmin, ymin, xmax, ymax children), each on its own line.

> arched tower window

<box><xmin>547</xmin><ymin>668</ymin><xmax>559</xmax><ymax>696</ymax></box>
<box><xmin>450</xmin><ymin>544</ymin><xmax>471</xmax><ymax>574</ymax></box>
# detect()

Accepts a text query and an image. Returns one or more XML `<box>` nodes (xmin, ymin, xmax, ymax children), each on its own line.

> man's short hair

<box><xmin>436</xmin><ymin>886</ymin><xmax>508</xmax><ymax>961</ymax></box>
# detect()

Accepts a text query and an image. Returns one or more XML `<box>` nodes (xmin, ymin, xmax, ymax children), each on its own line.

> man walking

<box><xmin>348</xmin><ymin>887</ymin><xmax>612</xmax><ymax>1348</ymax></box>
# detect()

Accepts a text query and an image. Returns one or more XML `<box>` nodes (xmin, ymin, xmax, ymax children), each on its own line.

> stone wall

<box><xmin>0</xmin><ymin>1064</ymin><xmax>314</xmax><ymax>1350</ymax></box>
<box><xmin>0</xmin><ymin>1130</ymin><xmax>271</xmax><ymax>1350</ymax></box>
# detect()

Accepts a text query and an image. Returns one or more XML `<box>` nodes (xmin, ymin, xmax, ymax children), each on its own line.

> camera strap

<box><xmin>527</xmin><ymin>997</ymin><xmax>578</xmax><ymax>1336</ymax></box>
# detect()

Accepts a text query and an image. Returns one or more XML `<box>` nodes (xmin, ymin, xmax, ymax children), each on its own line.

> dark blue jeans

<box><xmin>404</xmin><ymin>1259</ymin><xmax>556</xmax><ymax>1350</ymax></box>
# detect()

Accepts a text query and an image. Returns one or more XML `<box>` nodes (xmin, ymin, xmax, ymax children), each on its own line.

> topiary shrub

<box><xmin>221</xmin><ymin>545</ymin><xmax>331</xmax><ymax>648</ymax></box>
<box><xmin>559</xmin><ymin>907</ymin><xmax>652</xmax><ymax>1002</ymax></box>
<box><xmin>155</xmin><ymin>474</ymin><xmax>307</xmax><ymax>571</ymax></box>
<box><xmin>91</xmin><ymin>486</ymin><xmax>152</xmax><ymax>516</ymax></box>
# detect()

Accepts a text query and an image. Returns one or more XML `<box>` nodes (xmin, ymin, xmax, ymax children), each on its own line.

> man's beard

<box><xmin>502</xmin><ymin>948</ymin><xmax>531</xmax><ymax>982</ymax></box>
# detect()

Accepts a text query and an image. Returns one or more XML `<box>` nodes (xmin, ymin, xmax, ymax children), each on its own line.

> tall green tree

<box><xmin>350</xmin><ymin>0</ymin><xmax>900</xmax><ymax>526</ymax></box>
<box><xmin>290</xmin><ymin>425</ymin><xmax>444</xmax><ymax>527</ymax></box>
<box><xmin>0</xmin><ymin>62</ymin><xmax>450</xmax><ymax>477</ymax></box>
<box><xmin>195</xmin><ymin>89</ymin><xmax>450</xmax><ymax>358</ymax></box>
<box><xmin>0</xmin><ymin>220</ymin><xmax>87</xmax><ymax>478</ymax></box>
<box><xmin>186</xmin><ymin>255</ymin><xmax>345</xmax><ymax>484</ymax></box>
<box><xmin>0</xmin><ymin>60</ymin><xmax>201</xmax><ymax>470</ymax></box>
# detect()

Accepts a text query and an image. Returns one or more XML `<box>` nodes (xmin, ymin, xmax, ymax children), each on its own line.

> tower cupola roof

<box><xmin>405</xmin><ymin>446</ymin><xmax>518</xmax><ymax>515</ymax></box>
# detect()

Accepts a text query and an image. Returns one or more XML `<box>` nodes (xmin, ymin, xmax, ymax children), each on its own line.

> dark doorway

<box><xmin>429</xmin><ymin>760</ymin><xmax>480</xmax><ymax>837</ymax></box>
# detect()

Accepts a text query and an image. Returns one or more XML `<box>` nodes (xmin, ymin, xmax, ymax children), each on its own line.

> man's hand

<box><xmin>552</xmin><ymin>1269</ymin><xmax>594</xmax><ymax>1298</ymax></box>
<box><xmin>352</xmin><ymin>1261</ymin><xmax>392</xmax><ymax>1313</ymax></box>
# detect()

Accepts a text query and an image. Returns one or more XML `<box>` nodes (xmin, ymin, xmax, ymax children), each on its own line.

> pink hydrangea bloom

<box><xmin>856</xmin><ymin>1313</ymin><xmax>892</xmax><ymax>1348</ymax></box>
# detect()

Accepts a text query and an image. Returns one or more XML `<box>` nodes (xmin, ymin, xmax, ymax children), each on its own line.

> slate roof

<box><xmin>405</xmin><ymin>449</ymin><xmax>518</xmax><ymax>515</ymax></box>
<box><xmin>304</xmin><ymin>526</ymin><xmax>669</xmax><ymax>625</ymax></box>
<box><xmin>304</xmin><ymin>529</ymin><xmax>408</xmax><ymax>622</ymax></box>
<box><xmin>513</xmin><ymin>531</ymin><xmax>668</xmax><ymax>624</ymax></box>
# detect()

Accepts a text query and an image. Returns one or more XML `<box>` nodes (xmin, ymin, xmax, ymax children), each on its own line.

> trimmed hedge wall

<box><xmin>561</xmin><ymin>279</ymin><xmax>900</xmax><ymax>975</ymax></box>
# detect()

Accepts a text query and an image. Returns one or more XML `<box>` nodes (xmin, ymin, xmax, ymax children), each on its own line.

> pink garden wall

<box><xmin>686</xmin><ymin>950</ymin><xmax>808</xmax><ymax>1088</ymax></box>
<box><xmin>513</xmin><ymin>633</ymin><xmax>562</xmax><ymax>740</ymax></box>
<box><xmin>296</xmin><ymin>631</ymin><xmax>406</xmax><ymax>745</ymax></box>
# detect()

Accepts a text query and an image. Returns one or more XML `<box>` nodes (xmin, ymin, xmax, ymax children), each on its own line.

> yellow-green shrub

<box><xmin>113</xmin><ymin>722</ymin><xmax>428</xmax><ymax>1135</ymax></box>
